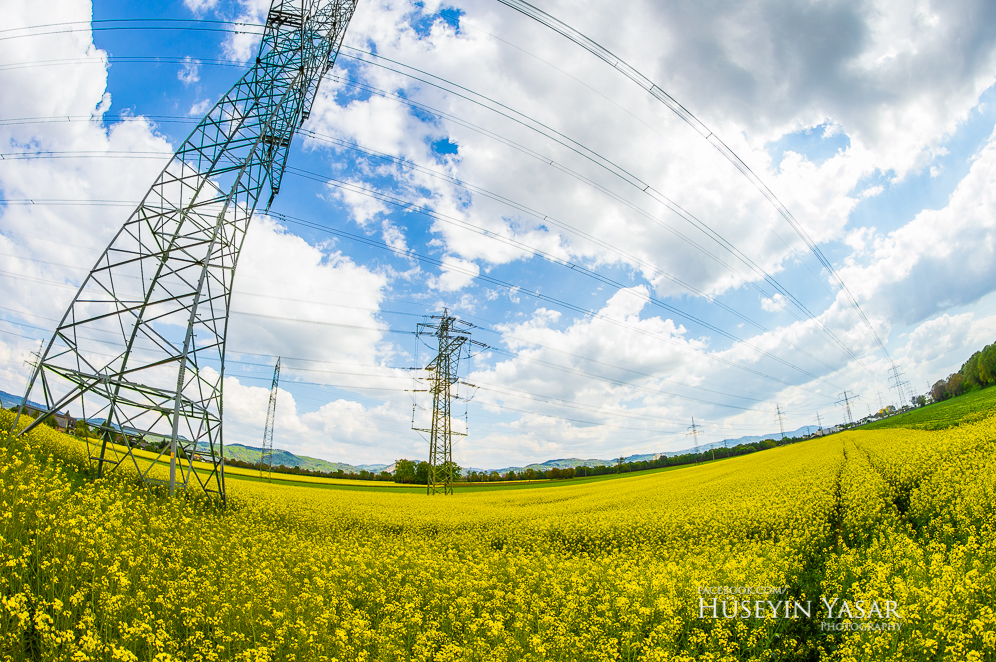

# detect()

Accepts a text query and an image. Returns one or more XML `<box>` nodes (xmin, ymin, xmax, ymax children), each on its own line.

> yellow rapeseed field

<box><xmin>1</xmin><ymin>408</ymin><xmax>993</xmax><ymax>661</ymax></box>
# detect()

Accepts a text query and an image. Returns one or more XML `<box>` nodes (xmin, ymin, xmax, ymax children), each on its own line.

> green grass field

<box><xmin>863</xmin><ymin>385</ymin><xmax>996</xmax><ymax>430</ymax></box>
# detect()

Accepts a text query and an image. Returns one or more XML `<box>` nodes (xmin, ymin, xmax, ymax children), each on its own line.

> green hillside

<box><xmin>864</xmin><ymin>385</ymin><xmax>996</xmax><ymax>431</ymax></box>
<box><xmin>221</xmin><ymin>443</ymin><xmax>381</xmax><ymax>474</ymax></box>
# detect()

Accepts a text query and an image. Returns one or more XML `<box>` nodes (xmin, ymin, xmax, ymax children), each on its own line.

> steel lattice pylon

<box><xmin>10</xmin><ymin>0</ymin><xmax>358</xmax><ymax>501</ymax></box>
<box><xmin>413</xmin><ymin>310</ymin><xmax>476</xmax><ymax>495</ymax></box>
<box><xmin>260</xmin><ymin>358</ymin><xmax>281</xmax><ymax>479</ymax></box>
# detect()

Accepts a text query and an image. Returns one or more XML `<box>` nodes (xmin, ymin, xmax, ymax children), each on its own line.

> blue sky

<box><xmin>2</xmin><ymin>0</ymin><xmax>996</xmax><ymax>468</ymax></box>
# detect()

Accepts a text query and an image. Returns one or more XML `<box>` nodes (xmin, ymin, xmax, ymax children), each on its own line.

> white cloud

<box><xmin>0</xmin><ymin>0</ymin><xmax>174</xmax><ymax>388</ymax></box>
<box><xmin>228</xmin><ymin>216</ymin><xmax>391</xmax><ymax>364</ymax></box>
<box><xmin>837</xmin><ymin>125</ymin><xmax>996</xmax><ymax>327</ymax></box>
<box><xmin>462</xmin><ymin>287</ymin><xmax>716</xmax><ymax>440</ymax></box>
<box><xmin>760</xmin><ymin>293</ymin><xmax>787</xmax><ymax>312</ymax></box>
<box><xmin>220</xmin><ymin>0</ymin><xmax>271</xmax><ymax>63</ymax></box>
<box><xmin>330</xmin><ymin>179</ymin><xmax>390</xmax><ymax>225</ymax></box>
<box><xmin>890</xmin><ymin>311</ymin><xmax>996</xmax><ymax>395</ymax></box>
<box><xmin>177</xmin><ymin>56</ymin><xmax>200</xmax><ymax>85</ymax></box>
<box><xmin>184</xmin><ymin>0</ymin><xmax>219</xmax><ymax>13</ymax></box>
<box><xmin>428</xmin><ymin>255</ymin><xmax>479</xmax><ymax>292</ymax></box>
<box><xmin>905</xmin><ymin>313</ymin><xmax>976</xmax><ymax>366</ymax></box>
<box><xmin>189</xmin><ymin>98</ymin><xmax>212</xmax><ymax>116</ymax></box>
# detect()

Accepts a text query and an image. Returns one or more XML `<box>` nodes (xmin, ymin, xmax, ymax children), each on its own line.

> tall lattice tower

<box><xmin>413</xmin><ymin>309</ymin><xmax>474</xmax><ymax>495</ymax></box>
<box><xmin>9</xmin><ymin>1</ymin><xmax>359</xmax><ymax>501</ymax></box>
<box><xmin>837</xmin><ymin>390</ymin><xmax>857</xmax><ymax>426</ymax></box>
<box><xmin>687</xmin><ymin>417</ymin><xmax>701</xmax><ymax>460</ymax></box>
<box><xmin>260</xmin><ymin>358</ymin><xmax>281</xmax><ymax>479</ymax></box>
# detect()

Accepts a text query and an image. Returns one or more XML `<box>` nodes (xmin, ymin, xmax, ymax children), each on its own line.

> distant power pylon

<box><xmin>816</xmin><ymin>411</ymin><xmax>824</xmax><ymax>435</ymax></box>
<box><xmin>413</xmin><ymin>309</ymin><xmax>482</xmax><ymax>495</ymax></box>
<box><xmin>776</xmin><ymin>404</ymin><xmax>786</xmax><ymax>440</ymax></box>
<box><xmin>888</xmin><ymin>365</ymin><xmax>912</xmax><ymax>408</ymax></box>
<box><xmin>836</xmin><ymin>391</ymin><xmax>858</xmax><ymax>426</ymax></box>
<box><xmin>260</xmin><ymin>358</ymin><xmax>281</xmax><ymax>480</ymax></box>
<box><xmin>8</xmin><ymin>1</ymin><xmax>360</xmax><ymax>502</ymax></box>
<box><xmin>687</xmin><ymin>417</ymin><xmax>701</xmax><ymax>461</ymax></box>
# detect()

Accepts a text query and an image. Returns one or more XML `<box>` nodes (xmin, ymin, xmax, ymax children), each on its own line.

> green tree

<box><xmin>438</xmin><ymin>460</ymin><xmax>462</xmax><ymax>483</ymax></box>
<box><xmin>978</xmin><ymin>344</ymin><xmax>996</xmax><ymax>385</ymax></box>
<box><xmin>415</xmin><ymin>461</ymin><xmax>430</xmax><ymax>485</ymax></box>
<box><xmin>393</xmin><ymin>459</ymin><xmax>417</xmax><ymax>484</ymax></box>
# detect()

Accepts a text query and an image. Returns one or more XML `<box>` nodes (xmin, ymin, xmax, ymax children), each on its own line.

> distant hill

<box><xmin>0</xmin><ymin>389</ymin><xmax>45</xmax><ymax>412</ymax></box>
<box><xmin>220</xmin><ymin>443</ymin><xmax>389</xmax><ymax>474</ymax></box>
<box><xmin>479</xmin><ymin>426</ymin><xmax>817</xmax><ymax>475</ymax></box>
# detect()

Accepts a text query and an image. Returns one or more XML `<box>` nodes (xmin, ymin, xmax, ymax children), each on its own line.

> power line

<box><xmin>3</xmin><ymin>110</ymin><xmax>846</xmax><ymax>359</ymax></box>
<box><xmin>3</xmin><ymin>12</ymin><xmax>888</xmax><ymax>382</ymax></box>
<box><xmin>0</xmin><ymin>159</ymin><xmax>850</xmax><ymax>389</ymax></box>
<box><xmin>494</xmin><ymin>0</ymin><xmax>892</xmax><ymax>379</ymax></box>
<box><xmin>0</xmin><ymin>263</ymin><xmax>839</xmax><ymax>419</ymax></box>
<box><xmin>333</xmin><ymin>51</ymin><xmax>875</xmax><ymax>375</ymax></box>
<box><xmin>267</xmin><ymin>210</ymin><xmax>844</xmax><ymax>393</ymax></box>
<box><xmin>0</xmin><ymin>212</ymin><xmax>848</xmax><ymax>410</ymax></box>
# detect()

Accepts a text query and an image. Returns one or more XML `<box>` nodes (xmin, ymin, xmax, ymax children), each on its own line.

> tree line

<box><xmin>226</xmin><ymin>457</ymin><xmax>395</xmax><ymax>481</ymax></box>
<box><xmin>17</xmin><ymin>406</ymin><xmax>813</xmax><ymax>485</ymax></box>
<box><xmin>394</xmin><ymin>434</ymin><xmax>808</xmax><ymax>484</ymax></box>
<box><xmin>930</xmin><ymin>340</ymin><xmax>996</xmax><ymax>402</ymax></box>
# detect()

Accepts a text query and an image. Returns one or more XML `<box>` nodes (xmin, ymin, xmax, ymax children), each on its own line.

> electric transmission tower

<box><xmin>816</xmin><ymin>411</ymin><xmax>823</xmax><ymax>435</ymax></box>
<box><xmin>836</xmin><ymin>391</ymin><xmax>858</xmax><ymax>426</ymax></box>
<box><xmin>687</xmin><ymin>417</ymin><xmax>701</xmax><ymax>461</ymax></box>
<box><xmin>775</xmin><ymin>404</ymin><xmax>786</xmax><ymax>440</ymax></box>
<box><xmin>260</xmin><ymin>358</ymin><xmax>281</xmax><ymax>479</ymax></box>
<box><xmin>888</xmin><ymin>365</ymin><xmax>912</xmax><ymax>408</ymax></box>
<box><xmin>413</xmin><ymin>309</ymin><xmax>482</xmax><ymax>495</ymax></box>
<box><xmin>8</xmin><ymin>1</ymin><xmax>359</xmax><ymax>501</ymax></box>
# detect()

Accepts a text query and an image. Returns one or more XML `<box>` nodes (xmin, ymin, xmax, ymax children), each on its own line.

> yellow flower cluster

<box><xmin>0</xmin><ymin>408</ymin><xmax>992</xmax><ymax>660</ymax></box>
<box><xmin>822</xmin><ymin>422</ymin><xmax>996</xmax><ymax>661</ymax></box>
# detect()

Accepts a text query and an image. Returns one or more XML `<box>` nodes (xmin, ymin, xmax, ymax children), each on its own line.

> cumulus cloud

<box><xmin>428</xmin><ymin>255</ymin><xmax>479</xmax><ymax>292</ymax></box>
<box><xmin>761</xmin><ymin>293</ymin><xmax>787</xmax><ymax>312</ymax></box>
<box><xmin>177</xmin><ymin>56</ymin><xmax>200</xmax><ymax>85</ymax></box>
<box><xmin>837</xmin><ymin>125</ymin><xmax>996</xmax><ymax>327</ymax></box>
<box><xmin>189</xmin><ymin>98</ymin><xmax>212</xmax><ymax>116</ymax></box>
<box><xmin>183</xmin><ymin>0</ymin><xmax>219</xmax><ymax>13</ymax></box>
<box><xmin>0</xmin><ymin>0</ymin><xmax>174</xmax><ymax>389</ymax></box>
